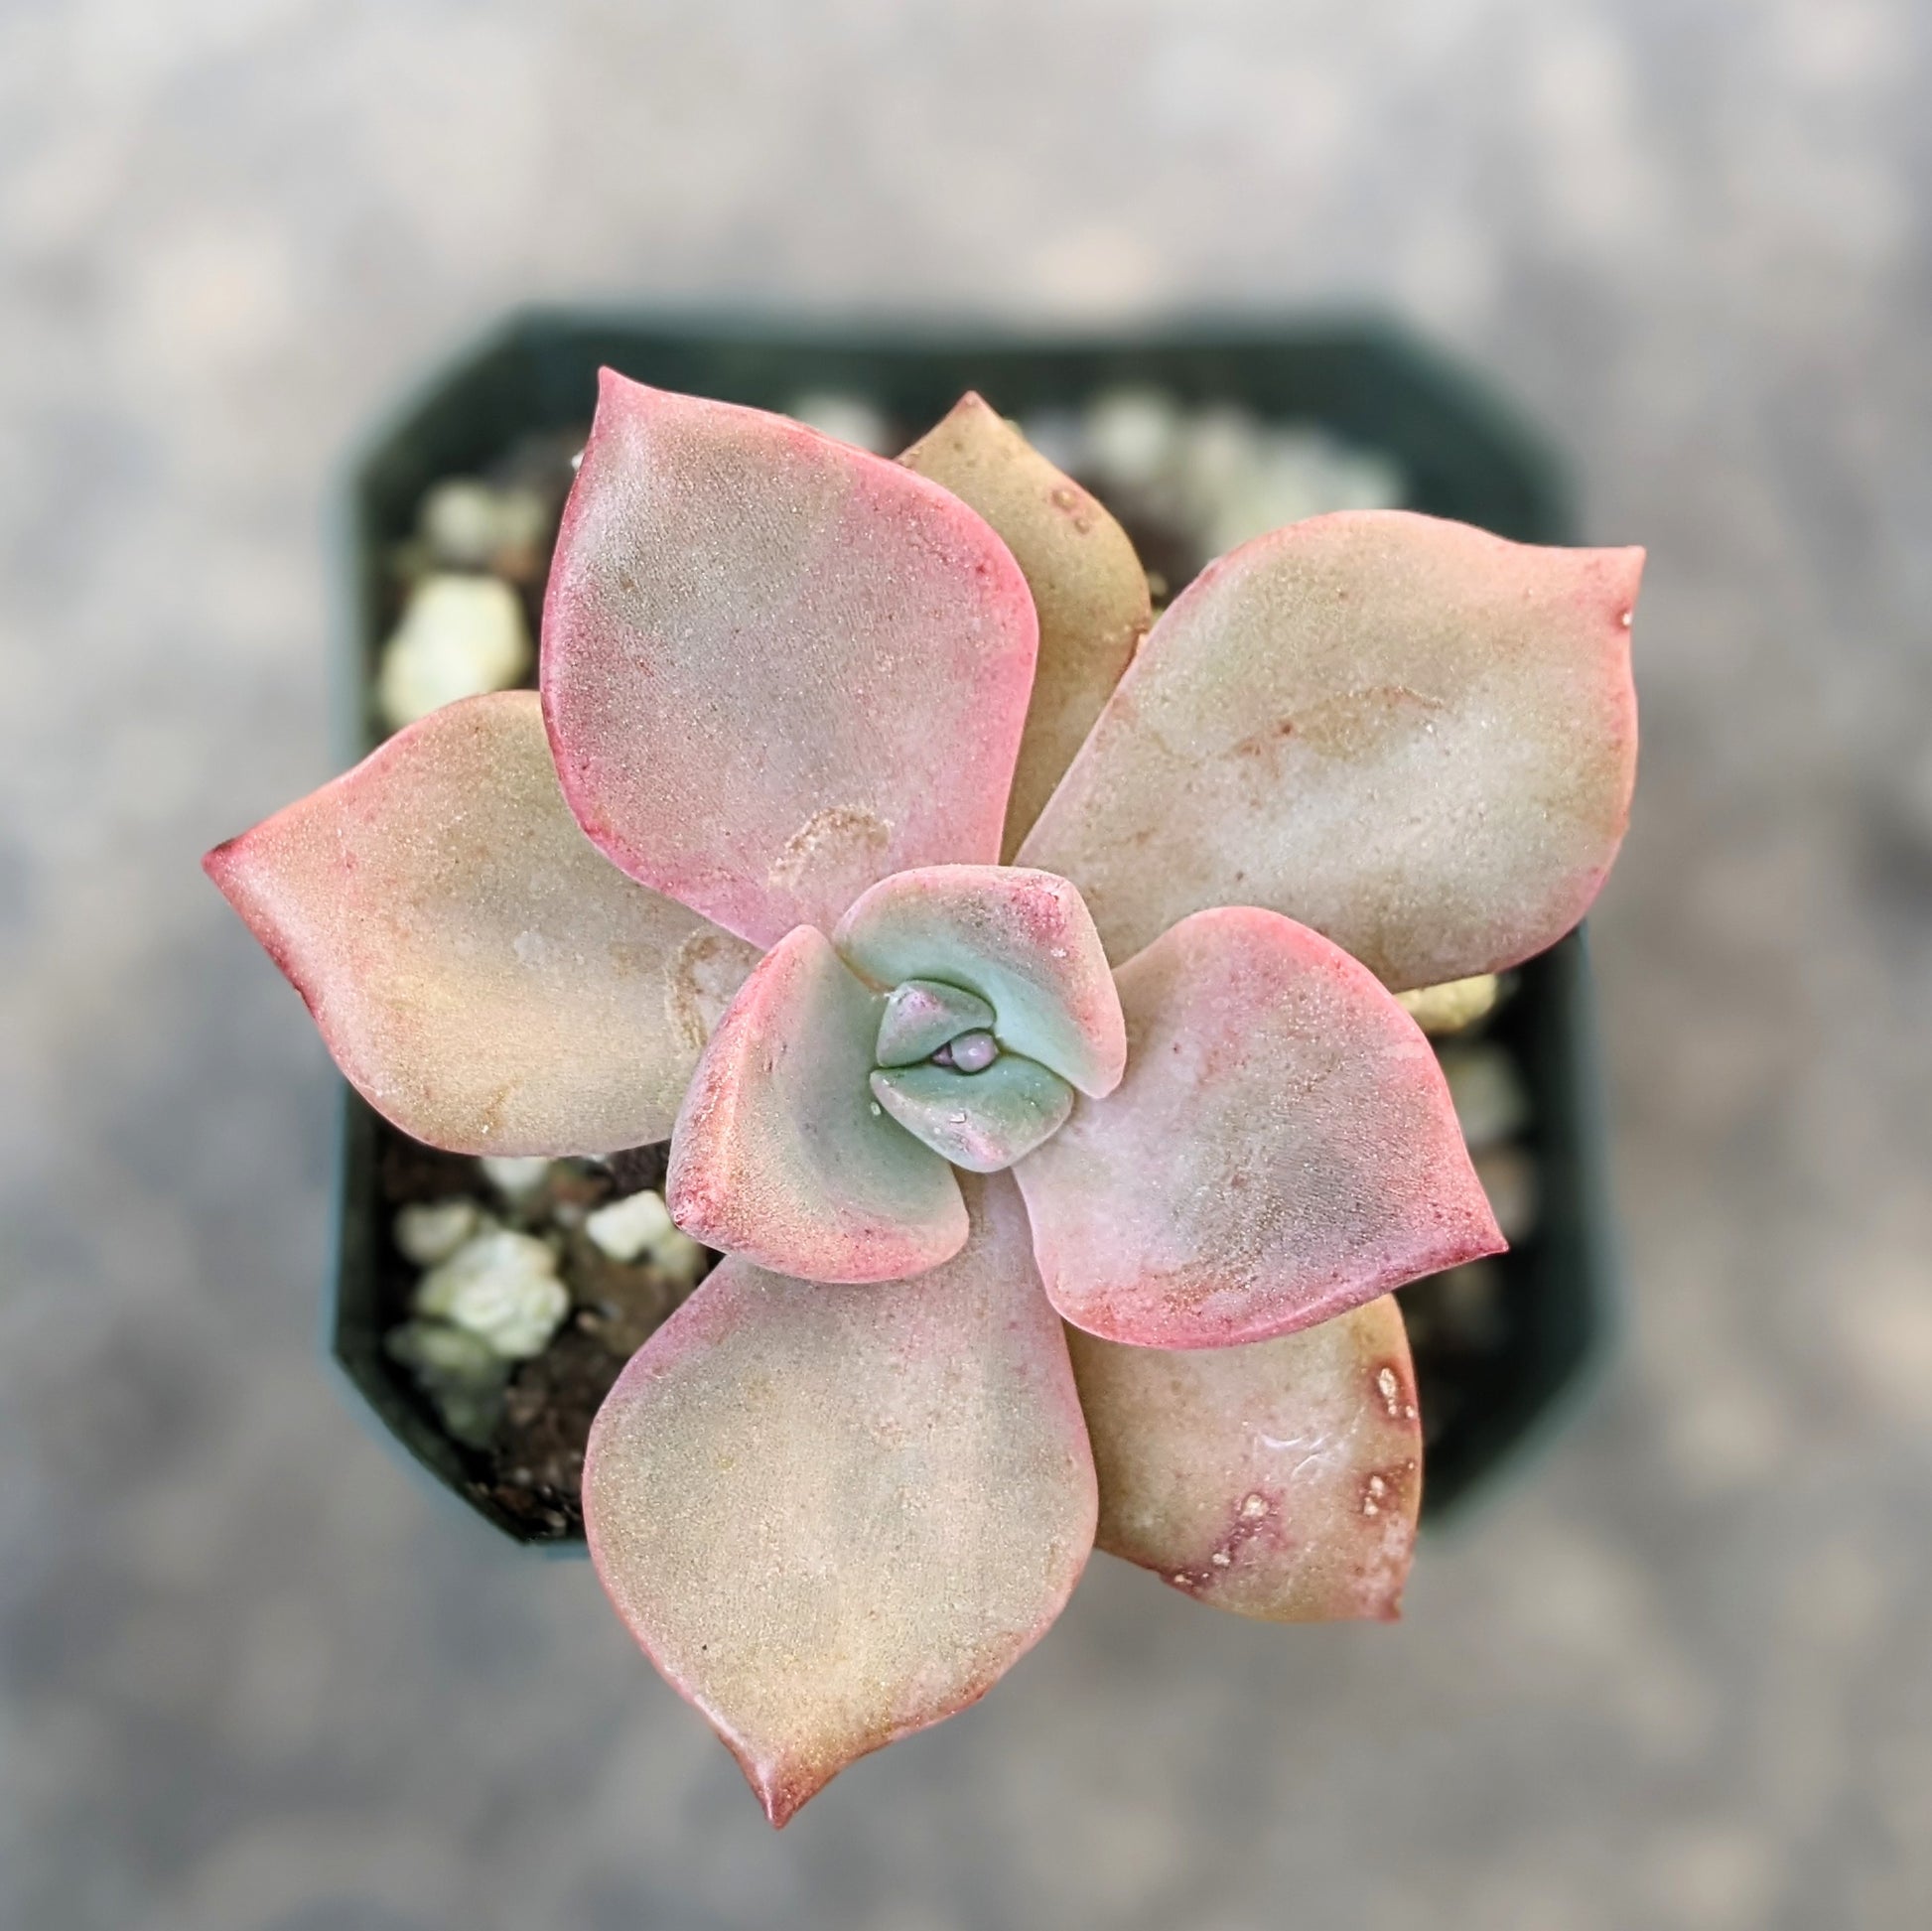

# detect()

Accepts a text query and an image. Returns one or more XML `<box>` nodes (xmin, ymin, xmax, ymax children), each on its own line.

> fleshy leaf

<box><xmin>203</xmin><ymin>691</ymin><xmax>759</xmax><ymax>1156</ymax></box>
<box><xmin>542</xmin><ymin>375</ymin><xmax>1040</xmax><ymax>946</ymax></box>
<box><xmin>900</xmin><ymin>394</ymin><xmax>1151</xmax><ymax>857</ymax></box>
<box><xmin>870</xmin><ymin>1056</ymin><xmax>1073</xmax><ymax>1173</ymax></box>
<box><xmin>583</xmin><ymin>1172</ymin><xmax>1097</xmax><ymax>1826</ymax></box>
<box><xmin>1066</xmin><ymin>1295</ymin><xmax>1423</xmax><ymax>1620</ymax></box>
<box><xmin>1014</xmin><ymin>907</ymin><xmax>1503</xmax><ymax>1348</ymax></box>
<box><xmin>1019</xmin><ymin>510</ymin><xmax>1642</xmax><ymax>989</ymax></box>
<box><xmin>666</xmin><ymin>925</ymin><xmax>966</xmax><ymax>1284</ymax></box>
<box><xmin>876</xmin><ymin>979</ymin><xmax>997</xmax><ymax>1067</ymax></box>
<box><xmin>833</xmin><ymin>866</ymin><xmax>1125</xmax><ymax>1097</ymax></box>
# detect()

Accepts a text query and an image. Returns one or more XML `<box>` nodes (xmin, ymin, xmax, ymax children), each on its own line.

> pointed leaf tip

<box><xmin>204</xmin><ymin>691</ymin><xmax>759</xmax><ymax>1155</ymax></box>
<box><xmin>1015</xmin><ymin>906</ymin><xmax>1503</xmax><ymax>1348</ymax></box>
<box><xmin>583</xmin><ymin>1172</ymin><xmax>1097</xmax><ymax>1825</ymax></box>
<box><xmin>1021</xmin><ymin>509</ymin><xmax>1641</xmax><ymax>989</ymax></box>
<box><xmin>543</xmin><ymin>376</ymin><xmax>1040</xmax><ymax>945</ymax></box>
<box><xmin>1070</xmin><ymin>1295</ymin><xmax>1424</xmax><ymax>1621</ymax></box>
<box><xmin>901</xmin><ymin>394</ymin><xmax>1150</xmax><ymax>858</ymax></box>
<box><xmin>667</xmin><ymin>924</ymin><xmax>966</xmax><ymax>1283</ymax></box>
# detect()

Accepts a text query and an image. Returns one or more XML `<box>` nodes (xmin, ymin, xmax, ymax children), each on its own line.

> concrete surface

<box><xmin>4</xmin><ymin>3</ymin><xmax>1930</xmax><ymax>1926</ymax></box>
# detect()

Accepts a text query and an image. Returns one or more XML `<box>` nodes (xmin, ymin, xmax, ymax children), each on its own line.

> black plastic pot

<box><xmin>330</xmin><ymin>310</ymin><xmax>1617</xmax><ymax>1542</ymax></box>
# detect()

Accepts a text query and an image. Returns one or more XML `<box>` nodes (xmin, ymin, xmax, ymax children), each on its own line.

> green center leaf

<box><xmin>870</xmin><ymin>1056</ymin><xmax>1074</xmax><ymax>1173</ymax></box>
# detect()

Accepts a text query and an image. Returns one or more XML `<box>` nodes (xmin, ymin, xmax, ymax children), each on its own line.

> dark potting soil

<box><xmin>374</xmin><ymin>1130</ymin><xmax>712</xmax><ymax>1541</ymax></box>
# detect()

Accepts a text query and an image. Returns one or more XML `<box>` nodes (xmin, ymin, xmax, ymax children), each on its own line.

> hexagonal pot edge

<box><xmin>325</xmin><ymin>308</ymin><xmax>1618</xmax><ymax>1544</ymax></box>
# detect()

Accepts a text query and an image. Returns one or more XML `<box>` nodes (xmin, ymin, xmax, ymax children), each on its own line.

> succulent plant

<box><xmin>206</xmin><ymin>373</ymin><xmax>1640</xmax><ymax>1825</ymax></box>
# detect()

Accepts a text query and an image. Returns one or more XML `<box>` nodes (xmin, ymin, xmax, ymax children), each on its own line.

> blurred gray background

<box><xmin>5</xmin><ymin>3</ymin><xmax>1930</xmax><ymax>1926</ymax></box>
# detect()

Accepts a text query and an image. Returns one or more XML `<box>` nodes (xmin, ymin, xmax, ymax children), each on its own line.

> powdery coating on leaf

<box><xmin>542</xmin><ymin>375</ymin><xmax>1040</xmax><ymax>946</ymax></box>
<box><xmin>1019</xmin><ymin>510</ymin><xmax>1642</xmax><ymax>990</ymax></box>
<box><xmin>900</xmin><ymin>394</ymin><xmax>1151</xmax><ymax>858</ymax></box>
<box><xmin>666</xmin><ymin>925</ymin><xmax>966</xmax><ymax>1284</ymax></box>
<box><xmin>203</xmin><ymin>692</ymin><xmax>759</xmax><ymax>1156</ymax></box>
<box><xmin>582</xmin><ymin>1172</ymin><xmax>1097</xmax><ymax>1826</ymax></box>
<box><xmin>1014</xmin><ymin>907</ymin><xmax>1503</xmax><ymax>1348</ymax></box>
<box><xmin>1066</xmin><ymin>1295</ymin><xmax>1422</xmax><ymax>1621</ymax></box>
<box><xmin>833</xmin><ymin>866</ymin><xmax>1126</xmax><ymax>1098</ymax></box>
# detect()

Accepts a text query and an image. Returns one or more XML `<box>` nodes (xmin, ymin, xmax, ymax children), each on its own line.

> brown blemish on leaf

<box><xmin>766</xmin><ymin>805</ymin><xmax>893</xmax><ymax>894</ymax></box>
<box><xmin>1164</xmin><ymin>1486</ymin><xmax>1283</xmax><ymax>1599</ymax></box>
<box><xmin>1068</xmin><ymin>1292</ymin><xmax>1426</xmax><ymax>1625</ymax></box>
<box><xmin>1046</xmin><ymin>483</ymin><xmax>1095</xmax><ymax>534</ymax></box>
<box><xmin>1372</xmin><ymin>1358</ymin><xmax>1420</xmax><ymax>1424</ymax></box>
<box><xmin>665</xmin><ymin>927</ymin><xmax>759</xmax><ymax>1052</ymax></box>
<box><xmin>1231</xmin><ymin>717</ymin><xmax>1297</xmax><ymax>764</ymax></box>
<box><xmin>1360</xmin><ymin>1457</ymin><xmax>1420</xmax><ymax>1522</ymax></box>
<box><xmin>1269</xmin><ymin>684</ymin><xmax>1447</xmax><ymax>763</ymax></box>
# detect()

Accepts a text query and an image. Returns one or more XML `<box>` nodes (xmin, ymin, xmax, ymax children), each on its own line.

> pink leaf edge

<box><xmin>1021</xmin><ymin>509</ymin><xmax>1642</xmax><ymax>990</ymax></box>
<box><xmin>583</xmin><ymin>1171</ymin><xmax>1096</xmax><ymax>1826</ymax></box>
<box><xmin>204</xmin><ymin>691</ymin><xmax>759</xmax><ymax>1156</ymax></box>
<box><xmin>542</xmin><ymin>374</ymin><xmax>1040</xmax><ymax>947</ymax></box>
<box><xmin>667</xmin><ymin>924</ymin><xmax>966</xmax><ymax>1284</ymax></box>
<box><xmin>1015</xmin><ymin>905</ymin><xmax>1504</xmax><ymax>1348</ymax></box>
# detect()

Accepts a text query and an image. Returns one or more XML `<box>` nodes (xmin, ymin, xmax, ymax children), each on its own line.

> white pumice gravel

<box><xmin>375</xmin><ymin>573</ymin><xmax>531</xmax><ymax>732</ymax></box>
<box><xmin>647</xmin><ymin>1227</ymin><xmax>708</xmax><ymax>1287</ymax></box>
<box><xmin>1069</xmin><ymin>389</ymin><xmax>1409</xmax><ymax>565</ymax></box>
<box><xmin>386</xmin><ymin>1315</ymin><xmax>503</xmax><ymax>1385</ymax></box>
<box><xmin>393</xmin><ymin>1197</ymin><xmax>486</xmax><ymax>1267</ymax></box>
<box><xmin>1197</xmin><ymin>425</ymin><xmax>1405</xmax><ymax>556</ymax></box>
<box><xmin>417</xmin><ymin>478</ymin><xmax>550</xmax><ymax>571</ymax></box>
<box><xmin>785</xmin><ymin>391</ymin><xmax>892</xmax><ymax>454</ymax></box>
<box><xmin>584</xmin><ymin>1188</ymin><xmax>676</xmax><ymax>1263</ymax></box>
<box><xmin>1084</xmin><ymin>386</ymin><xmax>1184</xmax><ymax>489</ymax></box>
<box><xmin>384</xmin><ymin>1317</ymin><xmax>509</xmax><ymax>1448</ymax></box>
<box><xmin>1397</xmin><ymin>974</ymin><xmax>1502</xmax><ymax>1037</ymax></box>
<box><xmin>413</xmin><ymin>1229</ymin><xmax>569</xmax><ymax>1360</ymax></box>
<box><xmin>1173</xmin><ymin>405</ymin><xmax>1259</xmax><ymax>516</ymax></box>
<box><xmin>583</xmin><ymin>1189</ymin><xmax>708</xmax><ymax>1284</ymax></box>
<box><xmin>480</xmin><ymin>1155</ymin><xmax>552</xmax><ymax>1201</ymax></box>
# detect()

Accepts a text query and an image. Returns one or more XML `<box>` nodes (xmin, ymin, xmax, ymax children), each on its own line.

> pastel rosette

<box><xmin>207</xmin><ymin>375</ymin><xmax>1641</xmax><ymax>1824</ymax></box>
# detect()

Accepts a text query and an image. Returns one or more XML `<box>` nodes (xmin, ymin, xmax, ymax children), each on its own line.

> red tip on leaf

<box><xmin>204</xmin><ymin>692</ymin><xmax>759</xmax><ymax>1156</ymax></box>
<box><xmin>1021</xmin><ymin>510</ymin><xmax>1642</xmax><ymax>990</ymax></box>
<box><xmin>583</xmin><ymin>1172</ymin><xmax>1096</xmax><ymax>1825</ymax></box>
